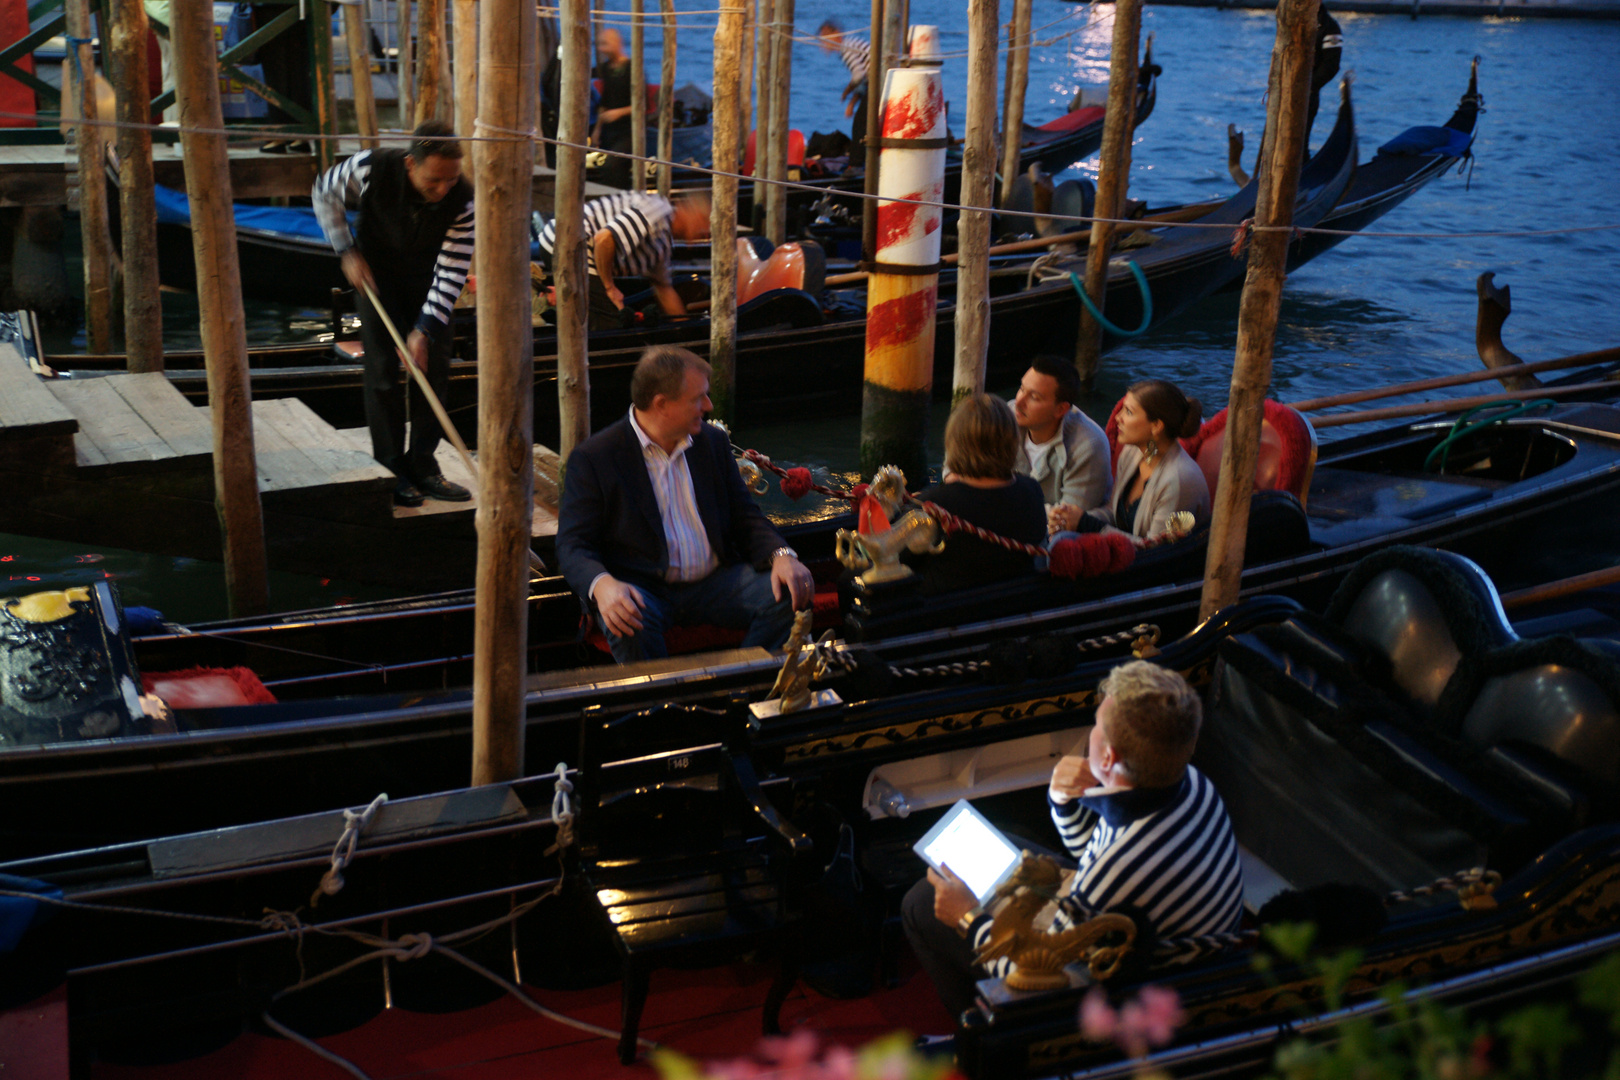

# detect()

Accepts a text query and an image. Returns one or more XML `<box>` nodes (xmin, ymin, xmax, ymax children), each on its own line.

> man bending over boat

<box><xmin>535</xmin><ymin>191</ymin><xmax>710</xmax><ymax>329</ymax></box>
<box><xmin>903</xmin><ymin>661</ymin><xmax>1244</xmax><ymax>1021</ymax></box>
<box><xmin>556</xmin><ymin>346</ymin><xmax>815</xmax><ymax>663</ymax></box>
<box><xmin>1012</xmin><ymin>355</ymin><xmax>1113</xmax><ymax>537</ymax></box>
<box><xmin>313</xmin><ymin>120</ymin><xmax>475</xmax><ymax>508</ymax></box>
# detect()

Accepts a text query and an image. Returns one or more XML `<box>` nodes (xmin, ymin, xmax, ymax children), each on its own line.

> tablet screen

<box><xmin>914</xmin><ymin>800</ymin><xmax>1022</xmax><ymax>903</ymax></box>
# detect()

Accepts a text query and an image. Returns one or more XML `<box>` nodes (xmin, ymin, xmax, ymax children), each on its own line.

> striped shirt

<box><xmin>837</xmin><ymin>36</ymin><xmax>870</xmax><ymax>98</ymax></box>
<box><xmin>312</xmin><ymin>150</ymin><xmax>476</xmax><ymax>333</ymax></box>
<box><xmin>536</xmin><ymin>191</ymin><xmax>673</xmax><ymax>284</ymax></box>
<box><xmin>628</xmin><ymin>406</ymin><xmax>718</xmax><ymax>584</ymax></box>
<box><xmin>972</xmin><ymin>765</ymin><xmax>1245</xmax><ymax>972</ymax></box>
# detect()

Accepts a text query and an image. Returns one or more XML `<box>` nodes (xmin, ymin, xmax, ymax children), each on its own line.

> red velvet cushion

<box><xmin>141</xmin><ymin>667</ymin><xmax>277</xmax><ymax>708</ymax></box>
<box><xmin>1036</xmin><ymin>105</ymin><xmax>1104</xmax><ymax>134</ymax></box>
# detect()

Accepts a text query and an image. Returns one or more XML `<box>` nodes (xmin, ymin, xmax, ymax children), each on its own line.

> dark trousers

<box><xmin>358</xmin><ymin>285</ymin><xmax>453</xmax><ymax>481</ymax></box>
<box><xmin>597</xmin><ymin>562</ymin><xmax>795</xmax><ymax>664</ymax></box>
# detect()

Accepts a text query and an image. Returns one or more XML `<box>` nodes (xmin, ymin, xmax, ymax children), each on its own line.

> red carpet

<box><xmin>90</xmin><ymin>964</ymin><xmax>954</xmax><ymax>1079</ymax></box>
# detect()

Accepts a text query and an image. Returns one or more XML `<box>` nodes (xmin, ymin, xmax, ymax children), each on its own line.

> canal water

<box><xmin>14</xmin><ymin>3</ymin><xmax>1620</xmax><ymax>614</ymax></box>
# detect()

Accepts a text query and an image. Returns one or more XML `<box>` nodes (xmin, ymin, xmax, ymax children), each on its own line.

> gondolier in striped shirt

<box><xmin>534</xmin><ymin>190</ymin><xmax>710</xmax><ymax>329</ymax></box>
<box><xmin>903</xmin><ymin>661</ymin><xmax>1246</xmax><ymax>1021</ymax></box>
<box><xmin>817</xmin><ymin>20</ymin><xmax>871</xmax><ymax>161</ymax></box>
<box><xmin>313</xmin><ymin>120</ymin><xmax>475</xmax><ymax>507</ymax></box>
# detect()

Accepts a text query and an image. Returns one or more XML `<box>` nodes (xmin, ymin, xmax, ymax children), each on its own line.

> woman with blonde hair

<box><xmin>1088</xmin><ymin>379</ymin><xmax>1211</xmax><ymax>542</ymax></box>
<box><xmin>907</xmin><ymin>394</ymin><xmax>1047</xmax><ymax>593</ymax></box>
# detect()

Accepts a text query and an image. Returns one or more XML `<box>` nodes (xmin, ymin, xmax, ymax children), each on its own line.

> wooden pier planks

<box><xmin>196</xmin><ymin>397</ymin><xmax>394</xmax><ymax>497</ymax></box>
<box><xmin>0</xmin><ymin>332</ymin><xmax>76</xmax><ymax>441</ymax></box>
<box><xmin>46</xmin><ymin>374</ymin><xmax>216</xmax><ymax>471</ymax></box>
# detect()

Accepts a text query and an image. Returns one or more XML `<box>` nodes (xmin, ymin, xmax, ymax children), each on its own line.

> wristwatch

<box><xmin>770</xmin><ymin>546</ymin><xmax>798</xmax><ymax>563</ymax></box>
<box><xmin>956</xmin><ymin>906</ymin><xmax>984</xmax><ymax>938</ymax></box>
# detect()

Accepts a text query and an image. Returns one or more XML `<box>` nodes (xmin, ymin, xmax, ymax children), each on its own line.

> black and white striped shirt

<box><xmin>535</xmin><ymin>191</ymin><xmax>673</xmax><ymax>284</ymax></box>
<box><xmin>837</xmin><ymin>35</ymin><xmax>870</xmax><ymax>98</ymax></box>
<box><xmin>312</xmin><ymin>150</ymin><xmax>476</xmax><ymax>334</ymax></box>
<box><xmin>972</xmin><ymin>766</ymin><xmax>1245</xmax><ymax>972</ymax></box>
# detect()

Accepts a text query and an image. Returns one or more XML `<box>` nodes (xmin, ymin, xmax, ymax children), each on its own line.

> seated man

<box><xmin>556</xmin><ymin>346</ymin><xmax>814</xmax><ymax>663</ymax></box>
<box><xmin>1013</xmin><ymin>354</ymin><xmax>1112</xmax><ymax>537</ymax></box>
<box><xmin>902</xmin><ymin>661</ymin><xmax>1244</xmax><ymax>1021</ymax></box>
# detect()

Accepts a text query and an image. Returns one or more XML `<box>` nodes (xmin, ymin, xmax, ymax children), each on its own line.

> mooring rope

<box><xmin>311</xmin><ymin>793</ymin><xmax>388</xmax><ymax>907</ymax></box>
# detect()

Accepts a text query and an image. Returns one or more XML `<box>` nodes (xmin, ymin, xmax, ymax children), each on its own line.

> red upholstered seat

<box><xmin>584</xmin><ymin>584</ymin><xmax>844</xmax><ymax>656</ymax></box>
<box><xmin>1035</xmin><ymin>105</ymin><xmax>1104</xmax><ymax>135</ymax></box>
<box><xmin>142</xmin><ymin>667</ymin><xmax>277</xmax><ymax>708</ymax></box>
<box><xmin>1104</xmin><ymin>396</ymin><xmax>1316</xmax><ymax>506</ymax></box>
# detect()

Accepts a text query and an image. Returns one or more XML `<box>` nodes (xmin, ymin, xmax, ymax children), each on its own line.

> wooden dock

<box><xmin>0</xmin><ymin>319</ymin><xmax>559</xmax><ymax>592</ymax></box>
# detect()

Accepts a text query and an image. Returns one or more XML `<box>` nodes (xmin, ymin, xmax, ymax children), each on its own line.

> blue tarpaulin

<box><xmin>151</xmin><ymin>183</ymin><xmax>353</xmax><ymax>245</ymax></box>
<box><xmin>0</xmin><ymin>873</ymin><xmax>62</xmax><ymax>954</ymax></box>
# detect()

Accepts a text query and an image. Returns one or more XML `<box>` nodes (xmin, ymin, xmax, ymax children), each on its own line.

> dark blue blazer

<box><xmin>556</xmin><ymin>416</ymin><xmax>787</xmax><ymax>602</ymax></box>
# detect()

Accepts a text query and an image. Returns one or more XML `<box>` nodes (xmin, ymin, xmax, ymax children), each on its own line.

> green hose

<box><xmin>1423</xmin><ymin>399</ymin><xmax>1554</xmax><ymax>474</ymax></box>
<box><xmin>1068</xmin><ymin>260</ymin><xmax>1153</xmax><ymax>338</ymax></box>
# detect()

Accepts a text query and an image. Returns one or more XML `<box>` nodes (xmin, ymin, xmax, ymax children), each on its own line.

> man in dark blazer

<box><xmin>557</xmin><ymin>346</ymin><xmax>815</xmax><ymax>663</ymax></box>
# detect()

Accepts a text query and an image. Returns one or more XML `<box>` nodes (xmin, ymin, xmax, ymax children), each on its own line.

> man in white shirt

<box><xmin>556</xmin><ymin>346</ymin><xmax>815</xmax><ymax>662</ymax></box>
<box><xmin>1012</xmin><ymin>355</ymin><xmax>1112</xmax><ymax>536</ymax></box>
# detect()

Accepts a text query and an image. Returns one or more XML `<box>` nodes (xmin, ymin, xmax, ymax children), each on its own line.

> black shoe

<box><xmin>394</xmin><ymin>478</ymin><xmax>426</xmax><ymax>507</ymax></box>
<box><xmin>416</xmin><ymin>473</ymin><xmax>471</xmax><ymax>502</ymax></box>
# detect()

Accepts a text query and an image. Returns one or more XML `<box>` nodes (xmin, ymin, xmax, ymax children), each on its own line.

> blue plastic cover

<box><xmin>0</xmin><ymin>873</ymin><xmax>62</xmax><ymax>954</ymax></box>
<box><xmin>1376</xmin><ymin>125</ymin><xmax>1473</xmax><ymax>158</ymax></box>
<box><xmin>152</xmin><ymin>183</ymin><xmax>352</xmax><ymax>245</ymax></box>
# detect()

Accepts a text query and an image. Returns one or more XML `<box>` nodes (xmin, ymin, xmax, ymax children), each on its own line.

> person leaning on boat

<box><xmin>906</xmin><ymin>394</ymin><xmax>1048</xmax><ymax>595</ymax></box>
<box><xmin>555</xmin><ymin>346</ymin><xmax>815</xmax><ymax>663</ymax></box>
<box><xmin>1079</xmin><ymin>379</ymin><xmax>1210</xmax><ymax>544</ymax></box>
<box><xmin>1012</xmin><ymin>355</ymin><xmax>1113</xmax><ymax>534</ymax></box>
<box><xmin>312</xmin><ymin>120</ymin><xmax>475</xmax><ymax>508</ymax></box>
<box><xmin>534</xmin><ymin>191</ymin><xmax>710</xmax><ymax>329</ymax></box>
<box><xmin>903</xmin><ymin>661</ymin><xmax>1246</xmax><ymax>1022</ymax></box>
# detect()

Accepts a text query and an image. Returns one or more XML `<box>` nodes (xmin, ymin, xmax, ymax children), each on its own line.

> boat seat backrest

<box><xmin>737</xmin><ymin>240</ymin><xmax>826</xmax><ymax>306</ymax></box>
<box><xmin>1459</xmin><ymin>646</ymin><xmax>1620</xmax><ymax>788</ymax></box>
<box><xmin>1182</xmin><ymin>402</ymin><xmax>1318</xmax><ymax>508</ymax></box>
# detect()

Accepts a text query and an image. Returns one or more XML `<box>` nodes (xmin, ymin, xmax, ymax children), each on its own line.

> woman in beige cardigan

<box><xmin>1088</xmin><ymin>379</ymin><xmax>1211</xmax><ymax>543</ymax></box>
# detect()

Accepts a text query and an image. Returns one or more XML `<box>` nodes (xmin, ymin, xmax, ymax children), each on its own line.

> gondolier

<box><xmin>534</xmin><ymin>190</ymin><xmax>709</xmax><ymax>329</ymax></box>
<box><xmin>313</xmin><ymin>120</ymin><xmax>475</xmax><ymax>508</ymax></box>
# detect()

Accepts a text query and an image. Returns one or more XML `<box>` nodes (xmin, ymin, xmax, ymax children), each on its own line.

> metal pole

<box><xmin>1198</xmin><ymin>0</ymin><xmax>1322</xmax><ymax>622</ymax></box>
<box><xmin>65</xmin><ymin>0</ymin><xmax>112</xmax><ymax>353</ymax></box>
<box><xmin>471</xmin><ymin>0</ymin><xmax>538</xmax><ymax>786</ymax></box>
<box><xmin>172</xmin><ymin>0</ymin><xmax>269</xmax><ymax>617</ymax></box>
<box><xmin>556</xmin><ymin>0</ymin><xmax>592</xmax><ymax>459</ymax></box>
<box><xmin>1072</xmin><ymin>0</ymin><xmax>1141</xmax><ymax>388</ymax></box>
<box><xmin>952</xmin><ymin>0</ymin><xmax>998</xmax><ymax>405</ymax></box>
<box><xmin>110</xmin><ymin>0</ymin><xmax>163</xmax><ymax>372</ymax></box>
<box><xmin>709</xmin><ymin>0</ymin><xmax>743</xmax><ymax>422</ymax></box>
<box><xmin>859</xmin><ymin>27</ymin><xmax>945</xmax><ymax>484</ymax></box>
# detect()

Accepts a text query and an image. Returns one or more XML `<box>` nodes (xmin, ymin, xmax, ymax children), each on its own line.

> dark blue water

<box><xmin>21</xmin><ymin>4</ymin><xmax>1620</xmax><ymax>604</ymax></box>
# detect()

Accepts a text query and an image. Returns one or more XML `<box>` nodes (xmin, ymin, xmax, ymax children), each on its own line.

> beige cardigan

<box><xmin>1092</xmin><ymin>440</ymin><xmax>1211</xmax><ymax>539</ymax></box>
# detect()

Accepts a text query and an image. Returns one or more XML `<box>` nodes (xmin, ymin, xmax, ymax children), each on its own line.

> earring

<box><xmin>1145</xmin><ymin>441</ymin><xmax>1160</xmax><ymax>461</ymax></box>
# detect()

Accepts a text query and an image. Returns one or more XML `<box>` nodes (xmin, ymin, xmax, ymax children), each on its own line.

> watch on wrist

<box><xmin>770</xmin><ymin>546</ymin><xmax>798</xmax><ymax>563</ymax></box>
<box><xmin>956</xmin><ymin>906</ymin><xmax>983</xmax><ymax>937</ymax></box>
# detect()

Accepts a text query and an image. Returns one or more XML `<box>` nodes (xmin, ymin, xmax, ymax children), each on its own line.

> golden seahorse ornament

<box><xmin>973</xmin><ymin>852</ymin><xmax>1139</xmax><ymax>990</ymax></box>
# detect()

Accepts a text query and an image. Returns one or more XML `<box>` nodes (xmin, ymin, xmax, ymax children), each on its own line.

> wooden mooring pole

<box><xmin>454</xmin><ymin>0</ymin><xmax>478</xmax><ymax>181</ymax></box>
<box><xmin>556</xmin><ymin>0</ymin><xmax>592</xmax><ymax>461</ymax></box>
<box><xmin>998</xmin><ymin>0</ymin><xmax>1031</xmax><ymax>207</ymax></box>
<box><xmin>753</xmin><ymin>0</ymin><xmax>775</xmax><ymax>217</ymax></box>
<box><xmin>740</xmin><ymin>0</ymin><xmax>756</xmax><ymax>175</ymax></box>
<box><xmin>471</xmin><ymin>0</ymin><xmax>537</xmax><ymax>787</ymax></box>
<box><xmin>709</xmin><ymin>2</ymin><xmax>744</xmax><ymax>422</ymax></box>
<box><xmin>343</xmin><ymin>0</ymin><xmax>380</xmax><ymax>149</ymax></box>
<box><xmin>64</xmin><ymin>0</ymin><xmax>112</xmax><ymax>354</ymax></box>
<box><xmin>398</xmin><ymin>0</ymin><xmax>416</xmax><ymax>125</ymax></box>
<box><xmin>860</xmin><ymin>0</ymin><xmax>884</xmax><ymax>262</ymax></box>
<box><xmin>657</xmin><ymin>0</ymin><xmax>675</xmax><ymax>199</ymax></box>
<box><xmin>1072</xmin><ymin>0</ymin><xmax>1141</xmax><ymax>388</ymax></box>
<box><xmin>860</xmin><ymin>27</ymin><xmax>945</xmax><ymax>484</ymax></box>
<box><xmin>631</xmin><ymin>0</ymin><xmax>647</xmax><ymax>187</ymax></box>
<box><xmin>416</xmin><ymin>0</ymin><xmax>445</xmax><ymax>124</ymax></box>
<box><xmin>171</xmin><ymin>0</ymin><xmax>269</xmax><ymax>618</ymax></box>
<box><xmin>952</xmin><ymin>0</ymin><xmax>998</xmax><ymax>405</ymax></box>
<box><xmin>1198</xmin><ymin>0</ymin><xmax>1322</xmax><ymax>623</ymax></box>
<box><xmin>763</xmin><ymin>0</ymin><xmax>794</xmax><ymax>245</ymax></box>
<box><xmin>111</xmin><ymin>0</ymin><xmax>163</xmax><ymax>373</ymax></box>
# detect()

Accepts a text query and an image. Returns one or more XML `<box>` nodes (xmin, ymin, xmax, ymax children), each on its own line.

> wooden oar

<box><xmin>821</xmin><ymin>200</ymin><xmax>1224</xmax><ymax>288</ymax></box>
<box><xmin>1290</xmin><ymin>346</ymin><xmax>1620</xmax><ymax>414</ymax></box>
<box><xmin>362</xmin><ymin>282</ymin><xmax>547</xmax><ymax>574</ymax></box>
<box><xmin>1501</xmin><ymin>564</ymin><xmax>1620</xmax><ymax>610</ymax></box>
<box><xmin>1308</xmin><ymin>379</ymin><xmax>1619</xmax><ymax>429</ymax></box>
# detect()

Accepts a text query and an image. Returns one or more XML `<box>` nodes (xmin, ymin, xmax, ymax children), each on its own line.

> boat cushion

<box><xmin>1035</xmin><ymin>105</ymin><xmax>1104</xmax><ymax>135</ymax></box>
<box><xmin>1377</xmin><ymin>125</ymin><xmax>1472</xmax><ymax>158</ymax></box>
<box><xmin>142</xmin><ymin>666</ymin><xmax>278</xmax><ymax>709</ymax></box>
<box><xmin>1182</xmin><ymin>401</ymin><xmax>1317</xmax><ymax>507</ymax></box>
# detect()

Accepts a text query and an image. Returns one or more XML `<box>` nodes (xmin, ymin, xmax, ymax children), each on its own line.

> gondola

<box><xmin>2</xmin><ymin>547</ymin><xmax>1617</xmax><ymax>1077</ymax></box>
<box><xmin>121</xmin><ymin>63</ymin><xmax>1155</xmax><ymax>310</ymax></box>
<box><xmin>59</xmin><ymin>78</ymin><xmax>1357</xmax><ymax>447</ymax></box>
<box><xmin>5</xmin><ymin>382</ymin><xmax>1620</xmax><ymax>863</ymax></box>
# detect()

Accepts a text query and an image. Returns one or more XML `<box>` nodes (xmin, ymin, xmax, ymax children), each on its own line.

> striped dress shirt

<box><xmin>536</xmin><ymin>191</ymin><xmax>674</xmax><ymax>284</ymax></box>
<box><xmin>971</xmin><ymin>765</ymin><xmax>1245</xmax><ymax>972</ymax></box>
<box><xmin>628</xmin><ymin>407</ymin><xmax>718</xmax><ymax>584</ymax></box>
<box><xmin>312</xmin><ymin>151</ymin><xmax>475</xmax><ymax>333</ymax></box>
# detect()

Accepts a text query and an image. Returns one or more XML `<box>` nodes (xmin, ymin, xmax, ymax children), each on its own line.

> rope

<box><xmin>1067</xmin><ymin>263</ymin><xmax>1153</xmax><ymax>338</ymax></box>
<box><xmin>546</xmin><ymin>763</ymin><xmax>575</xmax><ymax>854</ymax></box>
<box><xmin>311</xmin><ymin>793</ymin><xmax>388</xmax><ymax>907</ymax></box>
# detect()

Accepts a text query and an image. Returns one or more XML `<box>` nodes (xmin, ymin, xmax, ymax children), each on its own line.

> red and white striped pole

<box><xmin>859</xmin><ymin>27</ymin><xmax>947</xmax><ymax>484</ymax></box>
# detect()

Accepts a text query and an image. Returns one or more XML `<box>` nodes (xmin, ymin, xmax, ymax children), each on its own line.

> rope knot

<box><xmin>1229</xmin><ymin>219</ymin><xmax>1254</xmax><ymax>259</ymax></box>
<box><xmin>547</xmin><ymin>763</ymin><xmax>576</xmax><ymax>854</ymax></box>
<box><xmin>395</xmin><ymin>932</ymin><xmax>435</xmax><ymax>960</ymax></box>
<box><xmin>311</xmin><ymin>793</ymin><xmax>388</xmax><ymax>907</ymax></box>
<box><xmin>259</xmin><ymin>909</ymin><xmax>304</xmax><ymax>936</ymax></box>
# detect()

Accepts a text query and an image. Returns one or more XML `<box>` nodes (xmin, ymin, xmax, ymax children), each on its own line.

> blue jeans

<box><xmin>601</xmin><ymin>562</ymin><xmax>795</xmax><ymax>663</ymax></box>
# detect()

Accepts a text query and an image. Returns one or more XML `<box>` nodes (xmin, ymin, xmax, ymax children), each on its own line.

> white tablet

<box><xmin>913</xmin><ymin>799</ymin><xmax>1024</xmax><ymax>905</ymax></box>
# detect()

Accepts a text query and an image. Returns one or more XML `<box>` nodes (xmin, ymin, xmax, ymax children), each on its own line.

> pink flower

<box><xmin>1126</xmin><ymin>985</ymin><xmax>1185</xmax><ymax>1049</ymax></box>
<box><xmin>1080</xmin><ymin>988</ymin><xmax>1119</xmax><ymax>1042</ymax></box>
